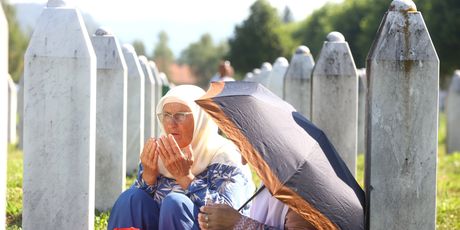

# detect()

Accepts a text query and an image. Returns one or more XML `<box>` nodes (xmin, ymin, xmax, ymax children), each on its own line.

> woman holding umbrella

<box><xmin>198</xmin><ymin>187</ymin><xmax>316</xmax><ymax>229</ymax></box>
<box><xmin>108</xmin><ymin>85</ymin><xmax>254</xmax><ymax>230</ymax></box>
<box><xmin>195</xmin><ymin>81</ymin><xmax>365</xmax><ymax>230</ymax></box>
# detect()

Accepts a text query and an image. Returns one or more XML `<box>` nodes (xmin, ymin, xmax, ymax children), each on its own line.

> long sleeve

<box><xmin>133</xmin><ymin>160</ymin><xmax>254</xmax><ymax>209</ymax></box>
<box><xmin>186</xmin><ymin>163</ymin><xmax>254</xmax><ymax>211</ymax></box>
<box><xmin>133</xmin><ymin>162</ymin><xmax>160</xmax><ymax>195</ymax></box>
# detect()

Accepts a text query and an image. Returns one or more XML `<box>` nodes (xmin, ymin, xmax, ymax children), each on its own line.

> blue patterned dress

<box><xmin>108</xmin><ymin>152</ymin><xmax>255</xmax><ymax>230</ymax></box>
<box><xmin>135</xmin><ymin>161</ymin><xmax>254</xmax><ymax>209</ymax></box>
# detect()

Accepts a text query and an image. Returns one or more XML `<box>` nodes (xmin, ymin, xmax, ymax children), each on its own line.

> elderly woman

<box><xmin>108</xmin><ymin>85</ymin><xmax>254</xmax><ymax>230</ymax></box>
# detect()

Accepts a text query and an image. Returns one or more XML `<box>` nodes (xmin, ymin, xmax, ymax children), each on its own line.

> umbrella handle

<box><xmin>237</xmin><ymin>185</ymin><xmax>266</xmax><ymax>212</ymax></box>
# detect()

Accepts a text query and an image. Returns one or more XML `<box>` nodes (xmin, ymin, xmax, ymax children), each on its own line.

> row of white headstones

<box><xmin>0</xmin><ymin>0</ymin><xmax>175</xmax><ymax>228</ymax></box>
<box><xmin>243</xmin><ymin>33</ymin><xmax>460</xmax><ymax>175</ymax></box>
<box><xmin>1</xmin><ymin>0</ymin><xmax>459</xmax><ymax>229</ymax></box>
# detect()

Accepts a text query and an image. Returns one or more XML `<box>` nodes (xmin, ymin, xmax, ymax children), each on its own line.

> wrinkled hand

<box><xmin>198</xmin><ymin>204</ymin><xmax>242</xmax><ymax>230</ymax></box>
<box><xmin>140</xmin><ymin>138</ymin><xmax>160</xmax><ymax>185</ymax></box>
<box><xmin>158</xmin><ymin>134</ymin><xmax>194</xmax><ymax>189</ymax></box>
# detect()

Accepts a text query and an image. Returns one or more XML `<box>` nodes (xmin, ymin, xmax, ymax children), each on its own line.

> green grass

<box><xmin>6</xmin><ymin>144</ymin><xmax>22</xmax><ymax>229</ymax></box>
<box><xmin>6</xmin><ymin>113</ymin><xmax>460</xmax><ymax>229</ymax></box>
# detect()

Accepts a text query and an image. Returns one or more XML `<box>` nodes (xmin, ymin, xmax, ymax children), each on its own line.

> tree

<box><xmin>282</xmin><ymin>6</ymin><xmax>294</xmax><ymax>24</ymax></box>
<box><xmin>417</xmin><ymin>0</ymin><xmax>460</xmax><ymax>87</ymax></box>
<box><xmin>292</xmin><ymin>0</ymin><xmax>460</xmax><ymax>87</ymax></box>
<box><xmin>179</xmin><ymin>33</ymin><xmax>228</xmax><ymax>88</ymax></box>
<box><xmin>132</xmin><ymin>39</ymin><xmax>147</xmax><ymax>58</ymax></box>
<box><xmin>152</xmin><ymin>31</ymin><xmax>174</xmax><ymax>77</ymax></box>
<box><xmin>227</xmin><ymin>0</ymin><xmax>291</xmax><ymax>75</ymax></box>
<box><xmin>2</xmin><ymin>0</ymin><xmax>29</xmax><ymax>83</ymax></box>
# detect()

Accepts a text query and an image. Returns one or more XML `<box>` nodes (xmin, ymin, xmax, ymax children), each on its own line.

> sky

<box><xmin>9</xmin><ymin>0</ymin><xmax>343</xmax><ymax>56</ymax></box>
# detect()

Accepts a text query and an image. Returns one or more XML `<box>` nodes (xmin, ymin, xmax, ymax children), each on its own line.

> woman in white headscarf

<box><xmin>108</xmin><ymin>85</ymin><xmax>254</xmax><ymax>230</ymax></box>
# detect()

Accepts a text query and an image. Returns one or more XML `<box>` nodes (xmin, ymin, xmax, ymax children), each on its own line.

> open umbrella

<box><xmin>196</xmin><ymin>81</ymin><xmax>364</xmax><ymax>230</ymax></box>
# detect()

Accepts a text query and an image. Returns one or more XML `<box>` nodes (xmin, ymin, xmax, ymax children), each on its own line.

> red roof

<box><xmin>168</xmin><ymin>63</ymin><xmax>197</xmax><ymax>85</ymax></box>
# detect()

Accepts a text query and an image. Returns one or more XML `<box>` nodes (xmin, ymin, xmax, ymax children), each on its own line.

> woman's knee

<box><xmin>162</xmin><ymin>192</ymin><xmax>191</xmax><ymax>210</ymax></box>
<box><xmin>113</xmin><ymin>187</ymin><xmax>156</xmax><ymax>208</ymax></box>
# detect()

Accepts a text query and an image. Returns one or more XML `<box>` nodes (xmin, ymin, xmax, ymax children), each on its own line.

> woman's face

<box><xmin>161</xmin><ymin>102</ymin><xmax>194</xmax><ymax>148</ymax></box>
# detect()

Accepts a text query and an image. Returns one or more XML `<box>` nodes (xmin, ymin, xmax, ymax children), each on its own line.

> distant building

<box><xmin>168</xmin><ymin>63</ymin><xmax>198</xmax><ymax>85</ymax></box>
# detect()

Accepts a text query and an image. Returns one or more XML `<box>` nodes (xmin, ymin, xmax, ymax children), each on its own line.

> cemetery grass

<box><xmin>5</xmin><ymin>115</ymin><xmax>459</xmax><ymax>229</ymax></box>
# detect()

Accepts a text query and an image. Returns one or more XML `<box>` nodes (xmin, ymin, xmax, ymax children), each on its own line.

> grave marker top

<box><xmin>295</xmin><ymin>45</ymin><xmax>311</xmax><ymax>55</ymax></box>
<box><xmin>326</xmin><ymin>31</ymin><xmax>345</xmax><ymax>42</ymax></box>
<box><xmin>390</xmin><ymin>0</ymin><xmax>417</xmax><ymax>12</ymax></box>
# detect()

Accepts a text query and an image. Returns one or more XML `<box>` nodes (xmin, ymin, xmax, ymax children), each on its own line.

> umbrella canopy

<box><xmin>196</xmin><ymin>81</ymin><xmax>364</xmax><ymax>230</ymax></box>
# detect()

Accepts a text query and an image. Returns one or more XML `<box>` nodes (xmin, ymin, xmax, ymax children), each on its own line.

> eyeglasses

<box><xmin>157</xmin><ymin>112</ymin><xmax>193</xmax><ymax>123</ymax></box>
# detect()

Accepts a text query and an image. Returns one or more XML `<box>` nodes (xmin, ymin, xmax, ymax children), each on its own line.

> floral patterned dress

<box><xmin>134</xmin><ymin>161</ymin><xmax>254</xmax><ymax>212</ymax></box>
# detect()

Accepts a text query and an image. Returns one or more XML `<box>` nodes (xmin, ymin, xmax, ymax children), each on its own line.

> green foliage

<box><xmin>152</xmin><ymin>31</ymin><xmax>174</xmax><ymax>77</ymax></box>
<box><xmin>94</xmin><ymin>210</ymin><xmax>109</xmax><ymax>230</ymax></box>
<box><xmin>292</xmin><ymin>0</ymin><xmax>460</xmax><ymax>88</ymax></box>
<box><xmin>281</xmin><ymin>6</ymin><xmax>294</xmax><ymax>24</ymax></box>
<box><xmin>356</xmin><ymin>153</ymin><xmax>364</xmax><ymax>188</ymax></box>
<box><xmin>416</xmin><ymin>0</ymin><xmax>460</xmax><ymax>87</ymax></box>
<box><xmin>2</xmin><ymin>0</ymin><xmax>29</xmax><ymax>83</ymax></box>
<box><xmin>292</xmin><ymin>0</ymin><xmax>387</xmax><ymax>69</ymax></box>
<box><xmin>5</xmin><ymin>119</ymin><xmax>460</xmax><ymax>229</ymax></box>
<box><xmin>132</xmin><ymin>39</ymin><xmax>147</xmax><ymax>58</ymax></box>
<box><xmin>6</xmin><ymin>144</ymin><xmax>23</xmax><ymax>228</ymax></box>
<box><xmin>178</xmin><ymin>33</ymin><xmax>228</xmax><ymax>88</ymax></box>
<box><xmin>437</xmin><ymin>152</ymin><xmax>460</xmax><ymax>229</ymax></box>
<box><xmin>227</xmin><ymin>0</ymin><xmax>292</xmax><ymax>75</ymax></box>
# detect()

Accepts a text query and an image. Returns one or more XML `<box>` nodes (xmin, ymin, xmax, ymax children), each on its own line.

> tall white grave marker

<box><xmin>365</xmin><ymin>0</ymin><xmax>438</xmax><ymax>228</ymax></box>
<box><xmin>284</xmin><ymin>46</ymin><xmax>315</xmax><ymax>118</ymax></box>
<box><xmin>23</xmin><ymin>1</ymin><xmax>96</xmax><ymax>228</ymax></box>
<box><xmin>91</xmin><ymin>28</ymin><xmax>127</xmax><ymax>210</ymax></box>
<box><xmin>312</xmin><ymin>31</ymin><xmax>358</xmax><ymax>176</ymax></box>
<box><xmin>122</xmin><ymin>44</ymin><xmax>145</xmax><ymax>175</ymax></box>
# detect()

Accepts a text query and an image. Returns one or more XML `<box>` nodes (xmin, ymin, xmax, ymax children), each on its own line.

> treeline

<box><xmin>227</xmin><ymin>0</ymin><xmax>460</xmax><ymax>88</ymax></box>
<box><xmin>3</xmin><ymin>0</ymin><xmax>459</xmax><ymax>88</ymax></box>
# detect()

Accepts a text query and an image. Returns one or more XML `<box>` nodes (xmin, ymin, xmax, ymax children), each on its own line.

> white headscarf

<box><xmin>155</xmin><ymin>85</ymin><xmax>241</xmax><ymax>178</ymax></box>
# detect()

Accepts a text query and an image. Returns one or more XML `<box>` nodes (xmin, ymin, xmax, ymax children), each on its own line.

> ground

<box><xmin>5</xmin><ymin>113</ymin><xmax>460</xmax><ymax>229</ymax></box>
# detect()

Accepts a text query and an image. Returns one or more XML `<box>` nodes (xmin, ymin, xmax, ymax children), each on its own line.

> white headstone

<box><xmin>23</xmin><ymin>2</ymin><xmax>96</xmax><ymax>228</ymax></box>
<box><xmin>247</xmin><ymin>68</ymin><xmax>261</xmax><ymax>82</ymax></box>
<box><xmin>284</xmin><ymin>46</ymin><xmax>315</xmax><ymax>119</ymax></box>
<box><xmin>17</xmin><ymin>75</ymin><xmax>24</xmax><ymax>150</ymax></box>
<box><xmin>7</xmin><ymin>75</ymin><xmax>17</xmax><ymax>144</ymax></box>
<box><xmin>357</xmin><ymin>68</ymin><xmax>366</xmax><ymax>154</ymax></box>
<box><xmin>138</xmin><ymin>55</ymin><xmax>156</xmax><ymax>141</ymax></box>
<box><xmin>91</xmin><ymin>27</ymin><xmax>127</xmax><ymax>211</ymax></box>
<box><xmin>446</xmin><ymin>70</ymin><xmax>460</xmax><ymax>154</ymax></box>
<box><xmin>243</xmin><ymin>72</ymin><xmax>253</xmax><ymax>81</ymax></box>
<box><xmin>0</xmin><ymin>4</ymin><xmax>8</xmax><ymax>229</ymax></box>
<box><xmin>257</xmin><ymin>62</ymin><xmax>272</xmax><ymax>86</ymax></box>
<box><xmin>122</xmin><ymin>44</ymin><xmax>145</xmax><ymax>175</ymax></box>
<box><xmin>123</xmin><ymin>44</ymin><xmax>145</xmax><ymax>174</ymax></box>
<box><xmin>311</xmin><ymin>31</ymin><xmax>358</xmax><ymax>176</ymax></box>
<box><xmin>366</xmin><ymin>0</ymin><xmax>438</xmax><ymax>228</ymax></box>
<box><xmin>266</xmin><ymin>57</ymin><xmax>289</xmax><ymax>98</ymax></box>
<box><xmin>149</xmin><ymin>61</ymin><xmax>163</xmax><ymax>137</ymax></box>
